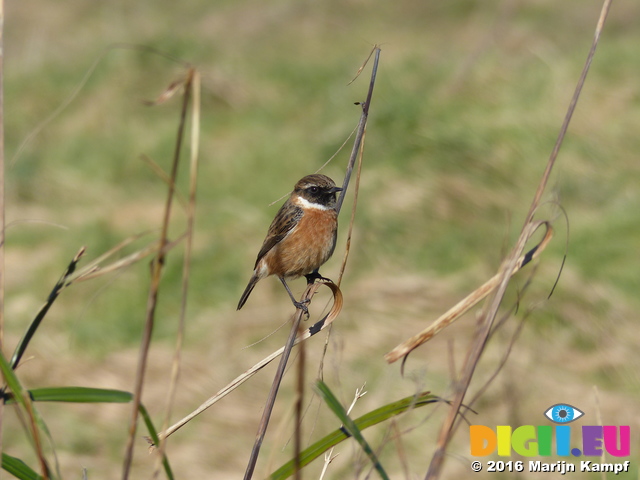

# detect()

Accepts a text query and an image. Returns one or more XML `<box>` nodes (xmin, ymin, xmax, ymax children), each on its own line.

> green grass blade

<box><xmin>2</xmin><ymin>453</ymin><xmax>43</xmax><ymax>480</ymax></box>
<box><xmin>139</xmin><ymin>403</ymin><xmax>175</xmax><ymax>480</ymax></box>
<box><xmin>270</xmin><ymin>391</ymin><xmax>438</xmax><ymax>479</ymax></box>
<box><xmin>0</xmin><ymin>386</ymin><xmax>132</xmax><ymax>479</ymax></box>
<box><xmin>10</xmin><ymin>249</ymin><xmax>85</xmax><ymax>369</ymax></box>
<box><xmin>0</xmin><ymin>350</ymin><xmax>53</xmax><ymax>477</ymax></box>
<box><xmin>0</xmin><ymin>350</ymin><xmax>28</xmax><ymax>409</ymax></box>
<box><xmin>315</xmin><ymin>380</ymin><xmax>390</xmax><ymax>480</ymax></box>
<box><xmin>3</xmin><ymin>387</ymin><xmax>132</xmax><ymax>404</ymax></box>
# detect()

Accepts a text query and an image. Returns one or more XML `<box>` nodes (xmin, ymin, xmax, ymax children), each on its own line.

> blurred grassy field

<box><xmin>3</xmin><ymin>0</ymin><xmax>640</xmax><ymax>478</ymax></box>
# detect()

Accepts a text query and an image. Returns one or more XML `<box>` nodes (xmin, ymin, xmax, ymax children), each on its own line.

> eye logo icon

<box><xmin>544</xmin><ymin>404</ymin><xmax>584</xmax><ymax>424</ymax></box>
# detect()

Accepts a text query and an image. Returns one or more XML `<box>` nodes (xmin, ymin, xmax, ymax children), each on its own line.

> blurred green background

<box><xmin>3</xmin><ymin>0</ymin><xmax>639</xmax><ymax>478</ymax></box>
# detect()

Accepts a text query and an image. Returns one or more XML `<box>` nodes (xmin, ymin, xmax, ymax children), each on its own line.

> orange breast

<box><xmin>264</xmin><ymin>208</ymin><xmax>338</xmax><ymax>278</ymax></box>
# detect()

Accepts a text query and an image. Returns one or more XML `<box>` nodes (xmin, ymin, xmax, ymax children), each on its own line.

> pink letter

<box><xmin>604</xmin><ymin>426</ymin><xmax>630</xmax><ymax>457</ymax></box>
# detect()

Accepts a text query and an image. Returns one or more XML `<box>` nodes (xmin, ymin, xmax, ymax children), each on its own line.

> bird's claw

<box><xmin>305</xmin><ymin>271</ymin><xmax>332</xmax><ymax>285</ymax></box>
<box><xmin>293</xmin><ymin>299</ymin><xmax>311</xmax><ymax>315</ymax></box>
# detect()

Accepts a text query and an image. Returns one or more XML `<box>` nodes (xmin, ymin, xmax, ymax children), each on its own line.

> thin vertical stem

<box><xmin>293</xmin><ymin>320</ymin><xmax>306</xmax><ymax>480</ymax></box>
<box><xmin>153</xmin><ymin>69</ymin><xmax>200</xmax><ymax>479</ymax></box>
<box><xmin>424</xmin><ymin>1</ymin><xmax>612</xmax><ymax>478</ymax></box>
<box><xmin>243</xmin><ymin>295</ymin><xmax>309</xmax><ymax>480</ymax></box>
<box><xmin>122</xmin><ymin>69</ymin><xmax>194</xmax><ymax>480</ymax></box>
<box><xmin>335</xmin><ymin>47</ymin><xmax>380</xmax><ymax>215</ymax></box>
<box><xmin>0</xmin><ymin>0</ymin><xmax>6</xmax><ymax>456</ymax></box>
<box><xmin>244</xmin><ymin>48</ymin><xmax>380</xmax><ymax>479</ymax></box>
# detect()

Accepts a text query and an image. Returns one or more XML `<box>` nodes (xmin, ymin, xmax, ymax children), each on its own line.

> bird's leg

<box><xmin>279</xmin><ymin>277</ymin><xmax>310</xmax><ymax>314</ymax></box>
<box><xmin>304</xmin><ymin>268</ymin><xmax>332</xmax><ymax>285</ymax></box>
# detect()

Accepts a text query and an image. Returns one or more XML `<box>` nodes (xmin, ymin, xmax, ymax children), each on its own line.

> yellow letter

<box><xmin>497</xmin><ymin>426</ymin><xmax>512</xmax><ymax>456</ymax></box>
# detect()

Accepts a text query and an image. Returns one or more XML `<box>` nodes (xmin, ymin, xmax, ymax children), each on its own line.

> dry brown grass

<box><xmin>2</xmin><ymin>1</ymin><xmax>640</xmax><ymax>479</ymax></box>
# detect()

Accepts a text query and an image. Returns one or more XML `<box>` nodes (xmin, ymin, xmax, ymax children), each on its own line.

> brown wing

<box><xmin>254</xmin><ymin>201</ymin><xmax>303</xmax><ymax>268</ymax></box>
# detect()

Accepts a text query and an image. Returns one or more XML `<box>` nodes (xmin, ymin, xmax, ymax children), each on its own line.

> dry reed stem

<box><xmin>452</xmin><ymin>305</ymin><xmax>530</xmax><ymax>440</ymax></box>
<box><xmin>12</xmin><ymin>385</ymin><xmax>50</xmax><ymax>478</ymax></box>
<box><xmin>315</xmin><ymin>48</ymin><xmax>371</xmax><ymax>405</ymax></box>
<box><xmin>243</xmin><ymin>282</ymin><xmax>327</xmax><ymax>480</ymax></box>
<box><xmin>337</xmin><ymin>125</ymin><xmax>365</xmax><ymax>286</ymax></box>
<box><xmin>122</xmin><ymin>68</ymin><xmax>195</xmax><ymax>480</ymax></box>
<box><xmin>243</xmin><ymin>46</ymin><xmax>380</xmax><ymax>479</ymax></box>
<box><xmin>293</xmin><ymin>318</ymin><xmax>306</xmax><ymax>480</ymax></box>
<box><xmin>141</xmin><ymin>154</ymin><xmax>189</xmax><ymax>209</ymax></box>
<box><xmin>0</xmin><ymin>0</ymin><xmax>6</xmax><ymax>456</ymax></box>
<box><xmin>424</xmin><ymin>2</ymin><xmax>612</xmax><ymax>478</ymax></box>
<box><xmin>313</xmin><ymin>112</ymin><xmax>367</xmax><ymax>480</ymax></box>
<box><xmin>152</xmin><ymin>69</ymin><xmax>201</xmax><ymax>478</ymax></box>
<box><xmin>154</xmin><ymin>279</ymin><xmax>343</xmax><ymax>443</ymax></box>
<box><xmin>335</xmin><ymin>46</ymin><xmax>380</xmax><ymax>215</ymax></box>
<box><xmin>385</xmin><ymin>221</ymin><xmax>553</xmax><ymax>363</ymax></box>
<box><xmin>71</xmin><ymin>234</ymin><xmax>186</xmax><ymax>283</ymax></box>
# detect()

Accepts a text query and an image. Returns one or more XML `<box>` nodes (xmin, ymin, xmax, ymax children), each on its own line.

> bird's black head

<box><xmin>293</xmin><ymin>174</ymin><xmax>342</xmax><ymax>209</ymax></box>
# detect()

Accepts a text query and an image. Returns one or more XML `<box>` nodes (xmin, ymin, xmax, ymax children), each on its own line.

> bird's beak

<box><xmin>329</xmin><ymin>186</ymin><xmax>343</xmax><ymax>193</ymax></box>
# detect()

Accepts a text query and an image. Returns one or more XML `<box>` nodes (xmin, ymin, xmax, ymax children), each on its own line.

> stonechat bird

<box><xmin>237</xmin><ymin>174</ymin><xmax>342</xmax><ymax>311</ymax></box>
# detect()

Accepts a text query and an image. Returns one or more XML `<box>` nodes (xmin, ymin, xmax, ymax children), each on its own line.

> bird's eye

<box><xmin>309</xmin><ymin>186</ymin><xmax>319</xmax><ymax>193</ymax></box>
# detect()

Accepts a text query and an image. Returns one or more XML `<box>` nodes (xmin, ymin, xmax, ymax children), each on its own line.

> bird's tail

<box><xmin>237</xmin><ymin>275</ymin><xmax>260</xmax><ymax>310</ymax></box>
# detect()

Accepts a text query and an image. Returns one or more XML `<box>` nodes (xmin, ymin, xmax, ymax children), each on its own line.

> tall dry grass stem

<box><xmin>152</xmin><ymin>69</ymin><xmax>201</xmax><ymax>479</ymax></box>
<box><xmin>243</xmin><ymin>46</ymin><xmax>381</xmax><ymax>479</ymax></box>
<box><xmin>335</xmin><ymin>46</ymin><xmax>380</xmax><ymax>215</ymax></box>
<box><xmin>0</xmin><ymin>0</ymin><xmax>6</xmax><ymax>456</ymax></box>
<box><xmin>424</xmin><ymin>1</ymin><xmax>613</xmax><ymax>478</ymax></box>
<box><xmin>243</xmin><ymin>282</ymin><xmax>318</xmax><ymax>480</ymax></box>
<box><xmin>122</xmin><ymin>68</ymin><xmax>196</xmax><ymax>480</ymax></box>
<box><xmin>293</xmin><ymin>318</ymin><xmax>306</xmax><ymax>480</ymax></box>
